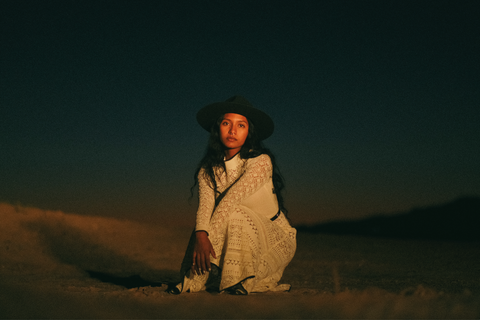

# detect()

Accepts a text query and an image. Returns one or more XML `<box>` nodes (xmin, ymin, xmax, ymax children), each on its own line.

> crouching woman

<box><xmin>170</xmin><ymin>95</ymin><xmax>296</xmax><ymax>295</ymax></box>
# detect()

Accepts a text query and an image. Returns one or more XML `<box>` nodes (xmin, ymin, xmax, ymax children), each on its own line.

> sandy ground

<box><xmin>1</xmin><ymin>202</ymin><xmax>480</xmax><ymax>319</ymax></box>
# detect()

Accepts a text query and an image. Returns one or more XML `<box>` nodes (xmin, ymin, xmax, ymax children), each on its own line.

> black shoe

<box><xmin>225</xmin><ymin>282</ymin><xmax>248</xmax><ymax>295</ymax></box>
<box><xmin>166</xmin><ymin>283</ymin><xmax>181</xmax><ymax>295</ymax></box>
<box><xmin>205</xmin><ymin>264</ymin><xmax>222</xmax><ymax>293</ymax></box>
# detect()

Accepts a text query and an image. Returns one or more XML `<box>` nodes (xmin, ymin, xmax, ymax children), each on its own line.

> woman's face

<box><xmin>219</xmin><ymin>113</ymin><xmax>249</xmax><ymax>156</ymax></box>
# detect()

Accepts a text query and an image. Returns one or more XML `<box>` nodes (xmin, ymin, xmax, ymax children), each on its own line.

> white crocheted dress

<box><xmin>178</xmin><ymin>153</ymin><xmax>296</xmax><ymax>293</ymax></box>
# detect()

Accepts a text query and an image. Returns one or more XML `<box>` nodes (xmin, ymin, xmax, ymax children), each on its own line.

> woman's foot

<box><xmin>205</xmin><ymin>264</ymin><xmax>221</xmax><ymax>293</ymax></box>
<box><xmin>166</xmin><ymin>283</ymin><xmax>181</xmax><ymax>294</ymax></box>
<box><xmin>225</xmin><ymin>282</ymin><xmax>248</xmax><ymax>295</ymax></box>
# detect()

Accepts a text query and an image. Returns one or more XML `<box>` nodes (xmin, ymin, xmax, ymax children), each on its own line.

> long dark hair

<box><xmin>191</xmin><ymin>114</ymin><xmax>288</xmax><ymax>216</ymax></box>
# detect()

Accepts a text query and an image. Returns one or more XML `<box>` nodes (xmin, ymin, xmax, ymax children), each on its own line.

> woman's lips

<box><xmin>227</xmin><ymin>137</ymin><xmax>237</xmax><ymax>141</ymax></box>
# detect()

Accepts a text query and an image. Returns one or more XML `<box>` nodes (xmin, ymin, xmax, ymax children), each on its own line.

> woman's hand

<box><xmin>191</xmin><ymin>231</ymin><xmax>216</xmax><ymax>275</ymax></box>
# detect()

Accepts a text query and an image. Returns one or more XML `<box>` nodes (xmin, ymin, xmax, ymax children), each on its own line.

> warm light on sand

<box><xmin>1</xmin><ymin>202</ymin><xmax>479</xmax><ymax>318</ymax></box>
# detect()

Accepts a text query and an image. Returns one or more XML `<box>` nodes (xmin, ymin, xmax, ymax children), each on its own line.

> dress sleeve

<box><xmin>195</xmin><ymin>168</ymin><xmax>216</xmax><ymax>234</ymax></box>
<box><xmin>210</xmin><ymin>154</ymin><xmax>273</xmax><ymax>230</ymax></box>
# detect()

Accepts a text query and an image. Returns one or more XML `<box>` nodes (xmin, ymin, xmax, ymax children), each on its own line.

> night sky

<box><xmin>1</xmin><ymin>0</ymin><xmax>479</xmax><ymax>226</ymax></box>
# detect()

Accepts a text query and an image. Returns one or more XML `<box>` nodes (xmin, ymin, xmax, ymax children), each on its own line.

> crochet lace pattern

<box><xmin>181</xmin><ymin>154</ymin><xmax>296</xmax><ymax>293</ymax></box>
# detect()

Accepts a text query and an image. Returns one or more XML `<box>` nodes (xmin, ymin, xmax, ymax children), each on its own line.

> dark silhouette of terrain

<box><xmin>296</xmin><ymin>196</ymin><xmax>480</xmax><ymax>241</ymax></box>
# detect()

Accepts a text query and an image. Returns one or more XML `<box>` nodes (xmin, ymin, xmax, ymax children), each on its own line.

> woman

<box><xmin>170</xmin><ymin>95</ymin><xmax>296</xmax><ymax>295</ymax></box>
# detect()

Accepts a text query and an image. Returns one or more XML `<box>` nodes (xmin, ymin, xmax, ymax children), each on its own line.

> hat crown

<box><xmin>225</xmin><ymin>95</ymin><xmax>252</xmax><ymax>106</ymax></box>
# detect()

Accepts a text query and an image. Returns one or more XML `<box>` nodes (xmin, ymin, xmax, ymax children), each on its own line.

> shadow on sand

<box><xmin>85</xmin><ymin>271</ymin><xmax>164</xmax><ymax>289</ymax></box>
<box><xmin>296</xmin><ymin>196</ymin><xmax>480</xmax><ymax>242</ymax></box>
<box><xmin>23</xmin><ymin>219</ymin><xmax>179</xmax><ymax>289</ymax></box>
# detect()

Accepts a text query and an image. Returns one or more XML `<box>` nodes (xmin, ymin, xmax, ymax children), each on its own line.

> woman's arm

<box><xmin>192</xmin><ymin>168</ymin><xmax>216</xmax><ymax>275</ymax></box>
<box><xmin>195</xmin><ymin>168</ymin><xmax>215</xmax><ymax>234</ymax></box>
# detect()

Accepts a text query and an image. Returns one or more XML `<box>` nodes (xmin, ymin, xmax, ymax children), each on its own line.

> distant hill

<box><xmin>296</xmin><ymin>197</ymin><xmax>480</xmax><ymax>241</ymax></box>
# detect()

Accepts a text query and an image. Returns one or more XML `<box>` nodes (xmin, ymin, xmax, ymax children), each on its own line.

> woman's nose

<box><xmin>229</xmin><ymin>127</ymin><xmax>236</xmax><ymax>135</ymax></box>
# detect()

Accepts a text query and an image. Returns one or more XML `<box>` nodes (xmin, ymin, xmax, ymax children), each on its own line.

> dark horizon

<box><xmin>296</xmin><ymin>196</ymin><xmax>480</xmax><ymax>241</ymax></box>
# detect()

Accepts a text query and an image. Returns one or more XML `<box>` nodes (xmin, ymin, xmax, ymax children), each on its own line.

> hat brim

<box><xmin>196</xmin><ymin>102</ymin><xmax>274</xmax><ymax>140</ymax></box>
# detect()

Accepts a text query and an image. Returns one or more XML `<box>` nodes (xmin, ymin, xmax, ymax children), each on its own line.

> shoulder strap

<box><xmin>210</xmin><ymin>170</ymin><xmax>245</xmax><ymax>220</ymax></box>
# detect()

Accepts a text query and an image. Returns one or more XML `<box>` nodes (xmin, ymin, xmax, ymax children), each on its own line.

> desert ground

<box><xmin>1</xmin><ymin>202</ymin><xmax>479</xmax><ymax>319</ymax></box>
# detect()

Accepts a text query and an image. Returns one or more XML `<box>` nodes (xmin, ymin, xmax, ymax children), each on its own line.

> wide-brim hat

<box><xmin>196</xmin><ymin>95</ymin><xmax>274</xmax><ymax>140</ymax></box>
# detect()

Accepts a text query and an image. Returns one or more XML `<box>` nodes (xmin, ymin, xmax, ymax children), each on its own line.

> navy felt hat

<box><xmin>196</xmin><ymin>95</ymin><xmax>274</xmax><ymax>140</ymax></box>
